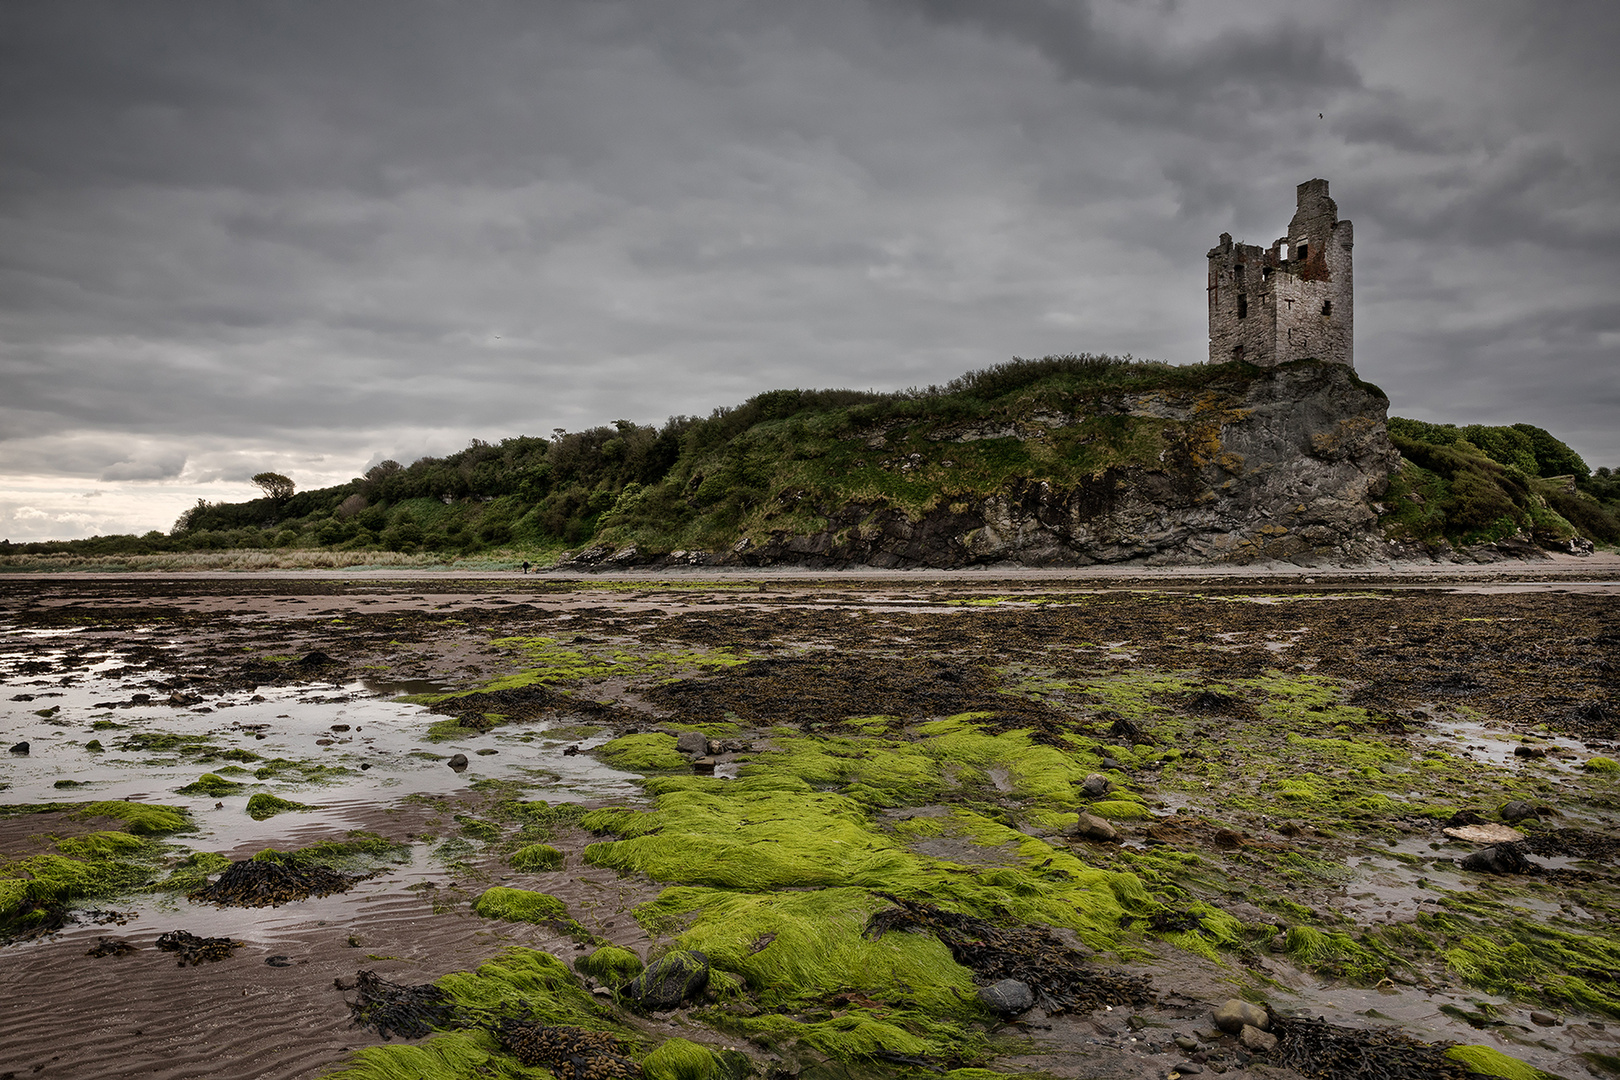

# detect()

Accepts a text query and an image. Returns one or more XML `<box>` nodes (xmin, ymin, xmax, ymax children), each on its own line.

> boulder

<box><xmin>1081</xmin><ymin>772</ymin><xmax>1111</xmax><ymax>797</ymax></box>
<box><xmin>1240</xmin><ymin>1024</ymin><xmax>1278</xmax><ymax>1052</ymax></box>
<box><xmin>1443</xmin><ymin>823</ymin><xmax>1522</xmax><ymax>844</ymax></box>
<box><xmin>1074</xmin><ymin>812</ymin><xmax>1119</xmax><ymax>843</ymax></box>
<box><xmin>1499</xmin><ymin>800</ymin><xmax>1538</xmax><ymax>822</ymax></box>
<box><xmin>626</xmin><ymin>950</ymin><xmax>710</xmax><ymax>1011</ymax></box>
<box><xmin>1213</xmin><ymin>999</ymin><xmax>1268</xmax><ymax>1034</ymax></box>
<box><xmin>8</xmin><ymin>741</ymin><xmax>28</xmax><ymax>755</ymax></box>
<box><xmin>675</xmin><ymin>731</ymin><xmax>709</xmax><ymax>756</ymax></box>
<box><xmin>446</xmin><ymin>753</ymin><xmax>469</xmax><ymax>772</ymax></box>
<box><xmin>977</xmin><ymin>979</ymin><xmax>1035</xmax><ymax>1016</ymax></box>
<box><xmin>1460</xmin><ymin>843</ymin><xmax>1532</xmax><ymax>875</ymax></box>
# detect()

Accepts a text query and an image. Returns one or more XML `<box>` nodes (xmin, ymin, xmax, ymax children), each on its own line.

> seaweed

<box><xmin>864</xmin><ymin>897</ymin><xmax>1151</xmax><ymax>1014</ymax></box>
<box><xmin>348</xmin><ymin>970</ymin><xmax>456</xmax><ymax>1040</ymax></box>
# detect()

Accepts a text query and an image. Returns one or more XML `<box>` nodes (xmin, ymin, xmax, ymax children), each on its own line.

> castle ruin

<box><xmin>1208</xmin><ymin>178</ymin><xmax>1353</xmax><ymax>370</ymax></box>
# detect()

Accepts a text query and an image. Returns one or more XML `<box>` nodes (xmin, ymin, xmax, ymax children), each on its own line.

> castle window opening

<box><xmin>1237</xmin><ymin>294</ymin><xmax>1248</xmax><ymax>319</ymax></box>
<box><xmin>1322</xmin><ymin>300</ymin><xmax>1332</xmax><ymax>317</ymax></box>
<box><xmin>1297</xmin><ymin>243</ymin><xmax>1308</xmax><ymax>261</ymax></box>
<box><xmin>1232</xmin><ymin>345</ymin><xmax>1244</xmax><ymax>362</ymax></box>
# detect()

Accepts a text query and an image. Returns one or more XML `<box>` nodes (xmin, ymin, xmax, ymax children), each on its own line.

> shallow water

<box><xmin>1</xmin><ymin>631</ymin><xmax>642</xmax><ymax>858</ymax></box>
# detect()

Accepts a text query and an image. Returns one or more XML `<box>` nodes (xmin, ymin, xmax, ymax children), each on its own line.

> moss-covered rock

<box><xmin>472</xmin><ymin>886</ymin><xmax>568</xmax><ymax>923</ymax></box>
<box><xmin>642</xmin><ymin>1037</ymin><xmax>718</xmax><ymax>1080</ymax></box>
<box><xmin>177</xmin><ymin>773</ymin><xmax>245</xmax><ymax>797</ymax></box>
<box><xmin>597</xmin><ymin>733</ymin><xmax>688</xmax><ymax>772</ymax></box>
<box><xmin>575</xmin><ymin>945</ymin><xmax>644</xmax><ymax>985</ymax></box>
<box><xmin>245</xmin><ymin>793</ymin><xmax>311</xmax><ymax>820</ymax></box>
<box><xmin>510</xmin><ymin>842</ymin><xmax>563</xmax><ymax>871</ymax></box>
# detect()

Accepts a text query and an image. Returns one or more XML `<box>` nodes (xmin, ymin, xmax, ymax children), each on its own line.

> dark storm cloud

<box><xmin>1</xmin><ymin>0</ymin><xmax>1618</xmax><ymax>540</ymax></box>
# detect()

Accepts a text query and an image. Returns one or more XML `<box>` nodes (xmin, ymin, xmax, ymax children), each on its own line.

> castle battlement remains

<box><xmin>1208</xmin><ymin>178</ymin><xmax>1353</xmax><ymax>370</ymax></box>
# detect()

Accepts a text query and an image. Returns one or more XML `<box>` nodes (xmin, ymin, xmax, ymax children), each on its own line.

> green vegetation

<box><xmin>509</xmin><ymin>843</ymin><xmax>564</xmax><ymax>871</ymax></box>
<box><xmin>326</xmin><ymin>948</ymin><xmax>634</xmax><ymax>1080</ymax></box>
<box><xmin>596</xmin><ymin>733</ymin><xmax>689</xmax><ymax>772</ymax></box>
<box><xmin>249</xmin><ymin>833</ymin><xmax>411</xmax><ymax>874</ymax></box>
<box><xmin>177</xmin><ymin>773</ymin><xmax>246</xmax><ymax>797</ymax></box>
<box><xmin>1385</xmin><ymin>417</ymin><xmax>1618</xmax><ymax>546</ymax></box>
<box><xmin>16</xmin><ymin>352</ymin><xmax>1561</xmax><ymax>567</ymax></box>
<box><xmin>575</xmin><ymin>945</ymin><xmax>644</xmax><ymax>984</ymax></box>
<box><xmin>0</xmin><ymin>802</ymin><xmax>193</xmax><ymax>938</ymax></box>
<box><xmin>473</xmin><ymin>886</ymin><xmax>569</xmax><ymax>924</ymax></box>
<box><xmin>245</xmin><ymin>793</ymin><xmax>313</xmax><ymax>820</ymax></box>
<box><xmin>642</xmin><ymin>1038</ymin><xmax>720</xmax><ymax>1080</ymax></box>
<box><xmin>9</xmin><ymin>356</ymin><xmax>1608</xmax><ymax>562</ymax></box>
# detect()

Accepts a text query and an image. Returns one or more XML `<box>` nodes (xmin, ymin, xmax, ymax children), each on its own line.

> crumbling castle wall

<box><xmin>1209</xmin><ymin>178</ymin><xmax>1354</xmax><ymax>369</ymax></box>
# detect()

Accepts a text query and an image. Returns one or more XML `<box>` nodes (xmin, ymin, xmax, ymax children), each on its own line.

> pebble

<box><xmin>1075</xmin><ymin>811</ymin><xmax>1119</xmax><ymax>843</ymax></box>
<box><xmin>1174</xmin><ymin>1034</ymin><xmax>1200</xmax><ymax>1051</ymax></box>
<box><xmin>1530</xmin><ymin>1011</ymin><xmax>1559</xmax><ymax>1027</ymax></box>
<box><xmin>1082</xmin><ymin>772</ymin><xmax>1111</xmax><ymax>796</ymax></box>
<box><xmin>446</xmin><ymin>753</ymin><xmax>469</xmax><ymax>771</ymax></box>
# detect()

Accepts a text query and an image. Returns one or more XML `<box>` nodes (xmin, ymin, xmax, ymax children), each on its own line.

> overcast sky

<box><xmin>3</xmin><ymin>1</ymin><xmax>1616</xmax><ymax>541</ymax></box>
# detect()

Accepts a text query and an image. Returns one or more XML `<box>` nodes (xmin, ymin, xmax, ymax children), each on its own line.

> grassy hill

<box><xmin>4</xmin><ymin>355</ymin><xmax>1615</xmax><ymax>568</ymax></box>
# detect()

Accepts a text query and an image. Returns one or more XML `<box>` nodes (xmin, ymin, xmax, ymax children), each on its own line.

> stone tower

<box><xmin>1208</xmin><ymin>178</ymin><xmax>1353</xmax><ymax>369</ymax></box>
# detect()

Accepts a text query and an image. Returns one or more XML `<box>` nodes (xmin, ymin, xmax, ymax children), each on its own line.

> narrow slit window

<box><xmin>1237</xmin><ymin>294</ymin><xmax>1248</xmax><ymax>319</ymax></box>
<box><xmin>1322</xmin><ymin>300</ymin><xmax>1332</xmax><ymax>317</ymax></box>
<box><xmin>1232</xmin><ymin>344</ymin><xmax>1244</xmax><ymax>362</ymax></box>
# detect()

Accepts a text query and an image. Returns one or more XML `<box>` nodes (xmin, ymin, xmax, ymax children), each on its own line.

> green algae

<box><xmin>474</xmin><ymin>886</ymin><xmax>569</xmax><ymax>923</ymax></box>
<box><xmin>251</xmin><ymin>757</ymin><xmax>356</xmax><ymax>784</ymax></box>
<box><xmin>439</xmin><ymin>946</ymin><xmax>629</xmax><ymax>1031</ymax></box>
<box><xmin>323</xmin><ymin>948</ymin><xmax>632</xmax><ymax>1080</ymax></box>
<box><xmin>177</xmin><ymin>773</ymin><xmax>246</xmax><ymax>797</ymax></box>
<box><xmin>1445</xmin><ymin>1044</ymin><xmax>1560</xmax><ymax>1080</ymax></box>
<box><xmin>321</xmin><ymin>1033</ymin><xmax>522</xmax><ymax>1080</ymax></box>
<box><xmin>597</xmin><ymin>733</ymin><xmax>689</xmax><ymax>772</ymax></box>
<box><xmin>717</xmin><ymin>1012</ymin><xmax>942</xmax><ymax>1065</ymax></box>
<box><xmin>1584</xmin><ymin>756</ymin><xmax>1619</xmax><ymax>773</ymax></box>
<box><xmin>247</xmin><ymin>834</ymin><xmax>410</xmax><ymax>876</ymax></box>
<box><xmin>510</xmin><ymin>843</ymin><xmax>564</xmax><ymax>871</ymax></box>
<box><xmin>1086</xmin><ymin>800</ymin><xmax>1150</xmax><ymax>820</ymax></box>
<box><xmin>117</xmin><ymin>731</ymin><xmax>216</xmax><ymax>755</ymax></box>
<box><xmin>587</xmin><ymin>775</ymin><xmax>1150</xmax><ymax>954</ymax></box>
<box><xmin>0</xmin><ymin>822</ymin><xmax>174</xmax><ymax>937</ymax></box>
<box><xmin>0</xmin><ymin>800</ymin><xmax>192</xmax><ymax>835</ymax></box>
<box><xmin>456</xmin><ymin>814</ymin><xmax>501</xmax><ymax>842</ymax></box>
<box><xmin>742</xmin><ymin>715</ymin><xmax>1108</xmax><ymax>811</ymax></box>
<box><xmin>576</xmin><ymin>944</ymin><xmax>644</xmax><ymax>984</ymax></box>
<box><xmin>414</xmin><ymin>636</ymin><xmax>749</xmax><ymax>704</ymax></box>
<box><xmin>642</xmin><ymin>1038</ymin><xmax>719</xmax><ymax>1080</ymax></box>
<box><xmin>159</xmin><ymin>850</ymin><xmax>232</xmax><ymax>892</ymax></box>
<box><xmin>642</xmin><ymin>886</ymin><xmax>978</xmax><ymax>1014</ymax></box>
<box><xmin>1282</xmin><ymin>926</ymin><xmax>1391</xmax><ymax>983</ymax></box>
<box><xmin>245</xmin><ymin>793</ymin><xmax>312</xmax><ymax>820</ymax></box>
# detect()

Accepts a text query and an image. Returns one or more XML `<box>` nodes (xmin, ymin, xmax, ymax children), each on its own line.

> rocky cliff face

<box><xmin>577</xmin><ymin>361</ymin><xmax>1401</xmax><ymax>569</ymax></box>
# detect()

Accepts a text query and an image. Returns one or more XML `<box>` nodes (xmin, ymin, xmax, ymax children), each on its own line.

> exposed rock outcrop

<box><xmin>568</xmin><ymin>361</ymin><xmax>1400</xmax><ymax>570</ymax></box>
